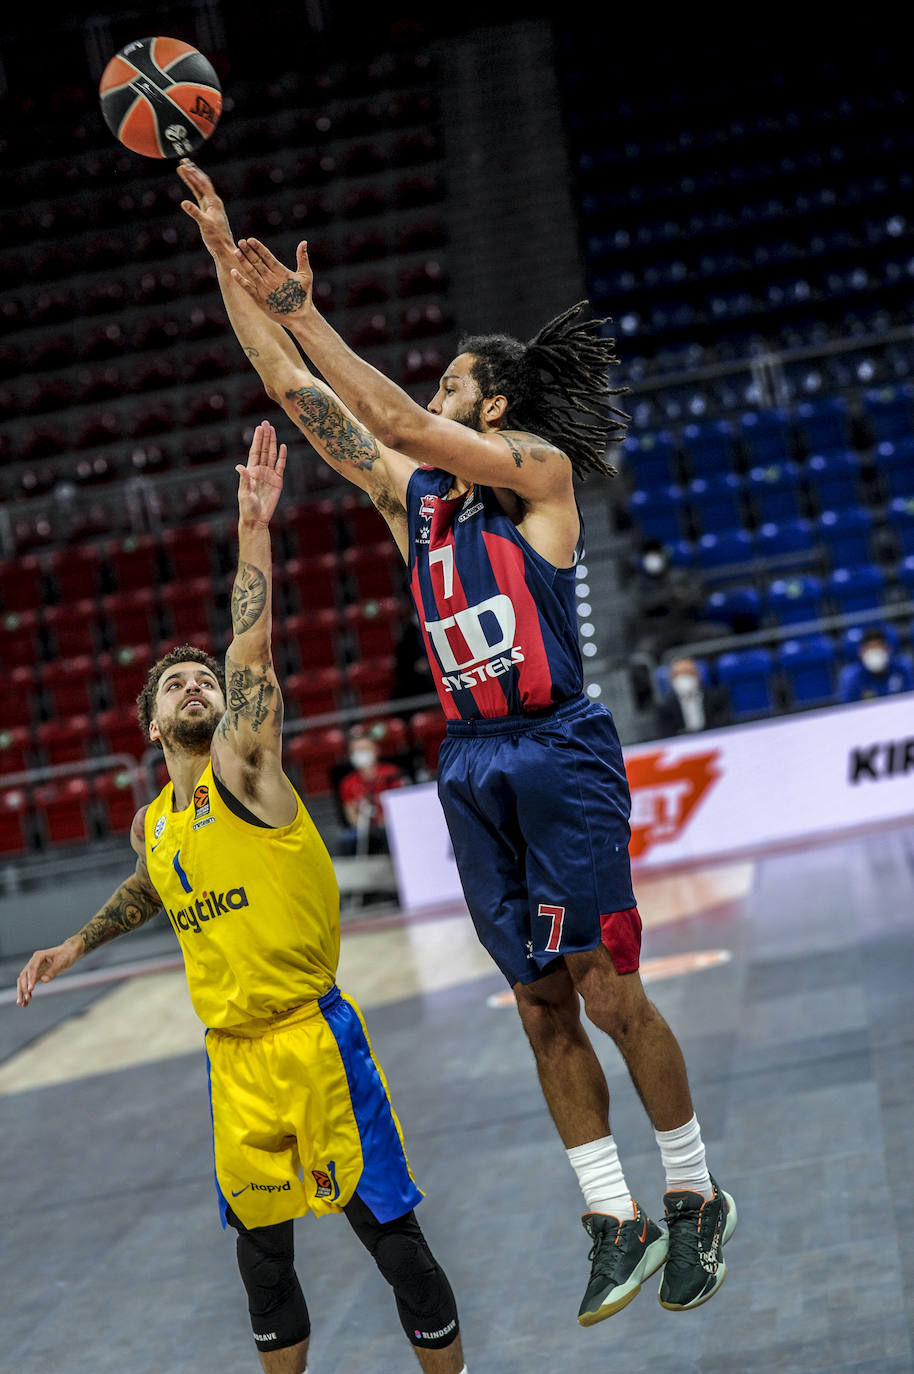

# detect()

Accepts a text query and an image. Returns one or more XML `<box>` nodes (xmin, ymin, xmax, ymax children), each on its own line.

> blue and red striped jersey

<box><xmin>406</xmin><ymin>467</ymin><xmax>585</xmax><ymax>720</ymax></box>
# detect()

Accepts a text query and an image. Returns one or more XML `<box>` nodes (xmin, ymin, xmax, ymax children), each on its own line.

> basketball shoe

<box><xmin>658</xmin><ymin>1174</ymin><xmax>737</xmax><ymax>1310</ymax></box>
<box><xmin>577</xmin><ymin>1202</ymin><xmax>668</xmax><ymax>1325</ymax></box>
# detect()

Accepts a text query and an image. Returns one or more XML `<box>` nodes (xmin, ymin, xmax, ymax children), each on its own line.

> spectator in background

<box><xmin>838</xmin><ymin>628</ymin><xmax>914</xmax><ymax>702</ymax></box>
<box><xmin>629</xmin><ymin>539</ymin><xmax>731</xmax><ymax>660</ymax></box>
<box><xmin>656</xmin><ymin>657</ymin><xmax>733</xmax><ymax>736</ymax></box>
<box><xmin>338</xmin><ymin>724</ymin><xmax>405</xmax><ymax>854</ymax></box>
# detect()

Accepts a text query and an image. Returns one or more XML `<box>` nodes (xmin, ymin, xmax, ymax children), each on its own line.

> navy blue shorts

<box><xmin>436</xmin><ymin>695</ymin><xmax>641</xmax><ymax>987</ymax></box>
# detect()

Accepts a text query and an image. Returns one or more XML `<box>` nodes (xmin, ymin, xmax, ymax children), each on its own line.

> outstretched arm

<box><xmin>177</xmin><ymin>161</ymin><xmax>416</xmax><ymax>550</ymax></box>
<box><xmin>16</xmin><ymin>808</ymin><xmax>162</xmax><ymax>1006</ymax></box>
<box><xmin>231</xmin><ymin>237</ymin><xmax>572</xmax><ymax>498</ymax></box>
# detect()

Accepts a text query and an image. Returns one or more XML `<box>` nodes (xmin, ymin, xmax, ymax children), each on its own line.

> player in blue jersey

<box><xmin>179</xmin><ymin>159</ymin><xmax>737</xmax><ymax>1322</ymax></box>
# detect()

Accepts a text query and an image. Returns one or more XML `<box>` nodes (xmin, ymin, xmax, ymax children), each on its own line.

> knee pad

<box><xmin>373</xmin><ymin>1222</ymin><xmax>459</xmax><ymax>1350</ymax></box>
<box><xmin>233</xmin><ymin>1218</ymin><xmax>310</xmax><ymax>1353</ymax></box>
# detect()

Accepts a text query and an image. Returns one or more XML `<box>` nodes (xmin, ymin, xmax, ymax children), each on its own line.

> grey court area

<box><xmin>2</xmin><ymin>824</ymin><xmax>913</xmax><ymax>1374</ymax></box>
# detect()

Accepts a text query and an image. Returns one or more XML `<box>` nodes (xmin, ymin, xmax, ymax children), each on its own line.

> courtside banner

<box><xmin>383</xmin><ymin>693</ymin><xmax>914</xmax><ymax>907</ymax></box>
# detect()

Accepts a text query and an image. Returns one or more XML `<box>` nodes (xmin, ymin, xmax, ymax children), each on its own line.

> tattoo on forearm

<box><xmin>232</xmin><ymin>562</ymin><xmax>268</xmax><ymax>634</ymax></box>
<box><xmin>224</xmin><ymin>655</ymin><xmax>283</xmax><ymax>737</ymax></box>
<box><xmin>285</xmin><ymin>385</ymin><xmax>381</xmax><ymax>471</ymax></box>
<box><xmin>266</xmin><ymin>279</ymin><xmax>308</xmax><ymax>314</ymax></box>
<box><xmin>78</xmin><ymin>880</ymin><xmax>161</xmax><ymax>952</ymax></box>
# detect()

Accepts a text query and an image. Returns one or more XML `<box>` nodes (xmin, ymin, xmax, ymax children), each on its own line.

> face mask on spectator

<box><xmin>350</xmin><ymin>747</ymin><xmax>377</xmax><ymax>770</ymax></box>
<box><xmin>671</xmin><ymin>671</ymin><xmax>700</xmax><ymax>697</ymax></box>
<box><xmin>642</xmin><ymin>551</ymin><xmax>666</xmax><ymax>576</ymax></box>
<box><xmin>861</xmin><ymin>646</ymin><xmax>889</xmax><ymax>674</ymax></box>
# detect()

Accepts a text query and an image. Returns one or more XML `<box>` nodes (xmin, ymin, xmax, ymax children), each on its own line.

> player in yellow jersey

<box><xmin>16</xmin><ymin>422</ymin><xmax>467</xmax><ymax>1374</ymax></box>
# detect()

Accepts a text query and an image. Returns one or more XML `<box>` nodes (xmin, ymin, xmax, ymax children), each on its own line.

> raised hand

<box><xmin>236</xmin><ymin>420</ymin><xmax>287</xmax><ymax>526</ymax></box>
<box><xmin>177</xmin><ymin>158</ymin><xmax>235</xmax><ymax>259</ymax></box>
<box><xmin>232</xmin><ymin>238</ymin><xmax>314</xmax><ymax>321</ymax></box>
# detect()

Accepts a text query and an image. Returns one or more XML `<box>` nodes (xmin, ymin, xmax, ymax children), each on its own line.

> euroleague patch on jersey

<box><xmin>193</xmin><ymin>784</ymin><xmax>210</xmax><ymax>818</ymax></box>
<box><xmin>626</xmin><ymin>749</ymin><xmax>722</xmax><ymax>859</ymax></box>
<box><xmin>311</xmin><ymin>1162</ymin><xmax>339</xmax><ymax>1200</ymax></box>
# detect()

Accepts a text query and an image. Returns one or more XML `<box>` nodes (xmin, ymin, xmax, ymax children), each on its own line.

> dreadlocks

<box><xmin>457</xmin><ymin>301</ymin><xmax>629</xmax><ymax>480</ymax></box>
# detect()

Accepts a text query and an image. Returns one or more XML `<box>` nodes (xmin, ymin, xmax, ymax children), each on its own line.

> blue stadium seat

<box><xmin>804</xmin><ymin>451</ymin><xmax>862</xmax><ymax>511</ymax></box>
<box><xmin>756</xmin><ymin>517</ymin><xmax>814</xmax><ymax>561</ymax></box>
<box><xmin>776</xmin><ymin>634</ymin><xmax>837</xmax><ymax>707</ymax></box>
<box><xmin>873</xmin><ymin>438</ymin><xmax>914</xmax><ymax>501</ymax></box>
<box><xmin>625</xmin><ymin>431</ymin><xmax>679</xmax><ymax>489</ymax></box>
<box><xmin>746</xmin><ymin>462</ymin><xmax>805</xmax><ymax>523</ymax></box>
<box><xmin>818</xmin><ymin>507</ymin><xmax>875</xmax><ymax>568</ymax></box>
<box><xmin>695</xmin><ymin>528</ymin><xmax>755</xmax><ymax>570</ymax></box>
<box><xmin>629</xmin><ymin>486</ymin><xmax>687</xmax><ymax>544</ymax></box>
<box><xmin>825</xmin><ymin>564</ymin><xmax>886</xmax><ymax>616</ymax></box>
<box><xmin>793</xmin><ymin>396</ymin><xmax>852</xmax><ymax>454</ymax></box>
<box><xmin>766</xmin><ymin>574</ymin><xmax>825</xmax><ymax>625</ymax></box>
<box><xmin>862</xmin><ymin>385</ymin><xmax>914</xmax><ymax>443</ymax></box>
<box><xmin>739</xmin><ymin>408</ymin><xmax>794</xmax><ymax>465</ymax></box>
<box><xmin>685</xmin><ymin>473</ymin><xmax>744</xmax><ymax>534</ymax></box>
<box><xmin>680</xmin><ymin>419</ymin><xmax>738</xmax><ymax>476</ymax></box>
<box><xmin>707</xmin><ymin>585</ymin><xmax>763</xmax><ymax>633</ymax></box>
<box><xmin>886</xmin><ymin>498</ymin><xmax>914</xmax><ymax>557</ymax></box>
<box><xmin>898</xmin><ymin>555</ymin><xmax>914</xmax><ymax>600</ymax></box>
<box><xmin>715</xmin><ymin>647</ymin><xmax>775</xmax><ymax>718</ymax></box>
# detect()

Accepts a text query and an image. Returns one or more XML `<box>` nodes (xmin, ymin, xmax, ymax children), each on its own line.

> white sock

<box><xmin>654</xmin><ymin>1114</ymin><xmax>712</xmax><ymax>1199</ymax></box>
<box><xmin>567</xmin><ymin>1135</ymin><xmax>634</xmax><ymax>1220</ymax></box>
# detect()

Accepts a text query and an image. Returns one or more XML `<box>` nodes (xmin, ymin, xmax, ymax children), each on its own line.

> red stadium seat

<box><xmin>93</xmin><ymin>768</ymin><xmax>141</xmax><ymax>837</ymax></box>
<box><xmin>95</xmin><ymin>706</ymin><xmax>148</xmax><ymax>761</ymax></box>
<box><xmin>0</xmin><ymin>786</ymin><xmax>31</xmax><ymax>855</ymax></box>
<box><xmin>345</xmin><ymin>658</ymin><xmax>397</xmax><ymax>706</ymax></box>
<box><xmin>104</xmin><ymin>533</ymin><xmax>160</xmax><ymax>591</ymax></box>
<box><xmin>283</xmin><ymin>500</ymin><xmax>341</xmax><ymax>558</ymax></box>
<box><xmin>283</xmin><ymin>554</ymin><xmax>341</xmax><ymax>614</ymax></box>
<box><xmin>410</xmin><ymin>708</ymin><xmax>448</xmax><ymax>775</ymax></box>
<box><xmin>284</xmin><ymin>666</ymin><xmax>347</xmax><ymax>722</ymax></box>
<box><xmin>33</xmin><ymin>777</ymin><xmax>93</xmax><ymax>846</ymax></box>
<box><xmin>285</xmin><ymin>726</ymin><xmax>346</xmax><ymax>797</ymax></box>
<box><xmin>96</xmin><ymin>644</ymin><xmax>154</xmax><ymax>710</ymax></box>
<box><xmin>40</xmin><ymin>655</ymin><xmax>97</xmax><ymax>719</ymax></box>
<box><xmin>6</xmin><ymin>666</ymin><xmax>41</xmax><ymax>729</ymax></box>
<box><xmin>0</xmin><ymin>609</ymin><xmax>42</xmax><ymax>668</ymax></box>
<box><xmin>159</xmin><ymin>579</ymin><xmax>216</xmax><ymax>643</ymax></box>
<box><xmin>341</xmin><ymin>543</ymin><xmax>403</xmax><ymax>603</ymax></box>
<box><xmin>0</xmin><ymin>554</ymin><xmax>43</xmax><ymax>614</ymax></box>
<box><xmin>361</xmin><ymin>714</ymin><xmax>410</xmax><ymax>756</ymax></box>
<box><xmin>99</xmin><ymin>588</ymin><xmax>160</xmax><ymax>649</ymax></box>
<box><xmin>35</xmin><ymin>716</ymin><xmax>92</xmax><ymax>767</ymax></box>
<box><xmin>344</xmin><ymin>599</ymin><xmax>401</xmax><ymax>660</ymax></box>
<box><xmin>0</xmin><ymin>726</ymin><xmax>33</xmax><ymax>777</ymax></box>
<box><xmin>45</xmin><ymin>545</ymin><xmax>103</xmax><ymax>603</ymax></box>
<box><xmin>284</xmin><ymin>607</ymin><xmax>342</xmax><ymax>672</ymax></box>
<box><xmin>161</xmin><ymin>523</ymin><xmax>220</xmax><ymax>580</ymax></box>
<box><xmin>43</xmin><ymin>600</ymin><xmax>98</xmax><ymax>661</ymax></box>
<box><xmin>339</xmin><ymin>493</ymin><xmax>389</xmax><ymax>546</ymax></box>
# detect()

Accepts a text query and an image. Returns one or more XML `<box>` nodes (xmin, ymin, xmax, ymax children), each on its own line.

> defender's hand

<box><xmin>177</xmin><ymin>158</ymin><xmax>235</xmax><ymax>259</ymax></box>
<box><xmin>237</xmin><ymin>420</ymin><xmax>287</xmax><ymax>526</ymax></box>
<box><xmin>232</xmin><ymin>238</ymin><xmax>314</xmax><ymax>322</ymax></box>
<box><xmin>16</xmin><ymin>938</ymin><xmax>80</xmax><ymax>1007</ymax></box>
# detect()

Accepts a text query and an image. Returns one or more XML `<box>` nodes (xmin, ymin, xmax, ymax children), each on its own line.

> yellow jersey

<box><xmin>144</xmin><ymin>761</ymin><xmax>340</xmax><ymax>1030</ymax></box>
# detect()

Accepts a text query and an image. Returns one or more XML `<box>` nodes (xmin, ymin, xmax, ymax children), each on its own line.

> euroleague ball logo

<box><xmin>626</xmin><ymin>749</ymin><xmax>722</xmax><ymax>858</ymax></box>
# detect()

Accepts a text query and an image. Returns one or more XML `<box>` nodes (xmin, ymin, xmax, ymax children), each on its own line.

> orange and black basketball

<box><xmin>99</xmin><ymin>36</ymin><xmax>222</xmax><ymax>159</ymax></box>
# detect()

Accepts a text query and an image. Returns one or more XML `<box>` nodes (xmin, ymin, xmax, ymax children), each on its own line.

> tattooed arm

<box><xmin>210</xmin><ymin>423</ymin><xmax>298</xmax><ymax>827</ymax></box>
<box><xmin>16</xmin><ymin>807</ymin><xmax>162</xmax><ymax>1006</ymax></box>
<box><xmin>177</xmin><ymin>159</ymin><xmax>415</xmax><ymax>554</ymax></box>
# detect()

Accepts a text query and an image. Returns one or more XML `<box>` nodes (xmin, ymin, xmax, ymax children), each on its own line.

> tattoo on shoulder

<box><xmin>284</xmin><ymin>385</ymin><xmax>380</xmax><ymax>472</ymax></box>
<box><xmin>266</xmin><ymin>279</ymin><xmax>309</xmax><ymax>314</ymax></box>
<box><xmin>500</xmin><ymin>431</ymin><xmax>561</xmax><ymax>467</ymax></box>
<box><xmin>232</xmin><ymin>562</ymin><xmax>268</xmax><ymax>634</ymax></box>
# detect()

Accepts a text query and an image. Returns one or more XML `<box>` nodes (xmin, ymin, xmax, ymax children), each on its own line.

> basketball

<box><xmin>99</xmin><ymin>36</ymin><xmax>222</xmax><ymax>159</ymax></box>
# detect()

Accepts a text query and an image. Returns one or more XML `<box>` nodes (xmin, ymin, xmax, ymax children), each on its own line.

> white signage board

<box><xmin>383</xmin><ymin>694</ymin><xmax>914</xmax><ymax>908</ymax></box>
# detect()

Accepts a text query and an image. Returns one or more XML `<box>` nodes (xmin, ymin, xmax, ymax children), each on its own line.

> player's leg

<box><xmin>227</xmin><ymin>1209</ymin><xmax>311</xmax><ymax>1373</ymax></box>
<box><xmin>344</xmin><ymin>1193</ymin><xmax>465</xmax><ymax>1372</ymax></box>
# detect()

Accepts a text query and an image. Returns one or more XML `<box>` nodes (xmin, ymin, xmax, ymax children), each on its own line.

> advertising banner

<box><xmin>383</xmin><ymin>694</ymin><xmax>914</xmax><ymax>909</ymax></box>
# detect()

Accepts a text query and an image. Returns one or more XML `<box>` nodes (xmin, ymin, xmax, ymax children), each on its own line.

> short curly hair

<box><xmin>136</xmin><ymin>643</ymin><xmax>226</xmax><ymax>751</ymax></box>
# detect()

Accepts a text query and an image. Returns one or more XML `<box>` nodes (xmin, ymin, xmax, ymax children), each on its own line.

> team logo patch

<box><xmin>311</xmin><ymin>1161</ymin><xmax>340</xmax><ymax>1200</ymax></box>
<box><xmin>154</xmin><ymin>816</ymin><xmax>167</xmax><ymax>840</ymax></box>
<box><xmin>193</xmin><ymin>784</ymin><xmax>210</xmax><ymax>819</ymax></box>
<box><xmin>419</xmin><ymin>494</ymin><xmax>436</xmax><ymax>520</ymax></box>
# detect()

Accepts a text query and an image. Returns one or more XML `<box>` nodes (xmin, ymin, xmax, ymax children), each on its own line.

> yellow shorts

<box><xmin>205</xmin><ymin>984</ymin><xmax>422</xmax><ymax>1230</ymax></box>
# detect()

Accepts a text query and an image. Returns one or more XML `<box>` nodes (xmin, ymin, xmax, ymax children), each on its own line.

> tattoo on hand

<box><xmin>232</xmin><ymin>562</ymin><xmax>268</xmax><ymax>634</ymax></box>
<box><xmin>285</xmin><ymin>385</ymin><xmax>380</xmax><ymax>472</ymax></box>
<box><xmin>266</xmin><ymin>279</ymin><xmax>308</xmax><ymax>314</ymax></box>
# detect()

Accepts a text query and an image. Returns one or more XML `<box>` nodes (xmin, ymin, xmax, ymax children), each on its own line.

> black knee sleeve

<box><xmin>346</xmin><ymin>1196</ymin><xmax>459</xmax><ymax>1350</ymax></box>
<box><xmin>229</xmin><ymin>1211</ymin><xmax>310</xmax><ymax>1353</ymax></box>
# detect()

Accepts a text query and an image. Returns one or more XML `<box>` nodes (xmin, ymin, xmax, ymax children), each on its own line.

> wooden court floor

<box><xmin>1</xmin><ymin>822</ymin><xmax>912</xmax><ymax>1373</ymax></box>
